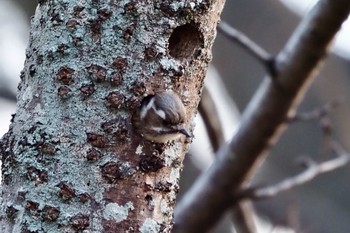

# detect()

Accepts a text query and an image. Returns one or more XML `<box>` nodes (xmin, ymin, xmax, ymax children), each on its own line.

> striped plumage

<box><xmin>132</xmin><ymin>90</ymin><xmax>190</xmax><ymax>143</ymax></box>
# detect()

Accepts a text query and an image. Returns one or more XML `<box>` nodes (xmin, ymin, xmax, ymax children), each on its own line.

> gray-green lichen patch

<box><xmin>139</xmin><ymin>218</ymin><xmax>160</xmax><ymax>233</ymax></box>
<box><xmin>0</xmin><ymin>0</ymin><xmax>223</xmax><ymax>230</ymax></box>
<box><xmin>160</xmin><ymin>198</ymin><xmax>171</xmax><ymax>216</ymax></box>
<box><xmin>135</xmin><ymin>144</ymin><xmax>143</xmax><ymax>155</ymax></box>
<box><xmin>103</xmin><ymin>201</ymin><xmax>134</xmax><ymax>222</ymax></box>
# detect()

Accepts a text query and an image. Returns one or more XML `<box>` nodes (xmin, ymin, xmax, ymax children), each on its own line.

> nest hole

<box><xmin>168</xmin><ymin>24</ymin><xmax>203</xmax><ymax>60</ymax></box>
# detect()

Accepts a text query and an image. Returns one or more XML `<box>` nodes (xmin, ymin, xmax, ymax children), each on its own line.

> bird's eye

<box><xmin>162</xmin><ymin>119</ymin><xmax>171</xmax><ymax>126</ymax></box>
<box><xmin>141</xmin><ymin>95</ymin><xmax>155</xmax><ymax>105</ymax></box>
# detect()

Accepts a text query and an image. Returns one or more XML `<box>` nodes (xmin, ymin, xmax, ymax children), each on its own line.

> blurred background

<box><xmin>1</xmin><ymin>1</ymin><xmax>349</xmax><ymax>232</ymax></box>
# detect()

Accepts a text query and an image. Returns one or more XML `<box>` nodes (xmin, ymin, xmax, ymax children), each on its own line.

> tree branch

<box><xmin>198</xmin><ymin>86</ymin><xmax>225</xmax><ymax>152</ymax></box>
<box><xmin>199</xmin><ymin>86</ymin><xmax>256</xmax><ymax>233</ymax></box>
<box><xmin>242</xmin><ymin>143</ymin><xmax>349</xmax><ymax>200</ymax></box>
<box><xmin>289</xmin><ymin>99</ymin><xmax>340</xmax><ymax>122</ymax></box>
<box><xmin>217</xmin><ymin>21</ymin><xmax>274</xmax><ymax>75</ymax></box>
<box><xmin>231</xmin><ymin>201</ymin><xmax>257</xmax><ymax>233</ymax></box>
<box><xmin>174</xmin><ymin>1</ymin><xmax>350</xmax><ymax>232</ymax></box>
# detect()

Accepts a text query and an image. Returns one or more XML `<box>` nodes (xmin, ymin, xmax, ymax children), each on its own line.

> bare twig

<box><xmin>231</xmin><ymin>201</ymin><xmax>257</xmax><ymax>233</ymax></box>
<box><xmin>174</xmin><ymin>1</ymin><xmax>350</xmax><ymax>232</ymax></box>
<box><xmin>199</xmin><ymin>86</ymin><xmax>256</xmax><ymax>233</ymax></box>
<box><xmin>243</xmin><ymin>149</ymin><xmax>350</xmax><ymax>199</ymax></box>
<box><xmin>217</xmin><ymin>21</ymin><xmax>274</xmax><ymax>75</ymax></box>
<box><xmin>288</xmin><ymin>100</ymin><xmax>341</xmax><ymax>157</ymax></box>
<box><xmin>0</xmin><ymin>87</ymin><xmax>16</xmax><ymax>102</ymax></box>
<box><xmin>198</xmin><ymin>86</ymin><xmax>225</xmax><ymax>152</ymax></box>
<box><xmin>241</xmin><ymin>142</ymin><xmax>349</xmax><ymax>200</ymax></box>
<box><xmin>289</xmin><ymin>99</ymin><xmax>340</xmax><ymax>122</ymax></box>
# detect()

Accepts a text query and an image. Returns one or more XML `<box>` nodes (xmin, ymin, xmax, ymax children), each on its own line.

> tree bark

<box><xmin>0</xmin><ymin>0</ymin><xmax>225</xmax><ymax>232</ymax></box>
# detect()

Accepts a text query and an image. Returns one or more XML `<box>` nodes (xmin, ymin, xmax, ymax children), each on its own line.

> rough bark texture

<box><xmin>0</xmin><ymin>0</ymin><xmax>225</xmax><ymax>232</ymax></box>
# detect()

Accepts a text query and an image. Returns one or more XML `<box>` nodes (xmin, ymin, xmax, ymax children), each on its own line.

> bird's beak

<box><xmin>178</xmin><ymin>127</ymin><xmax>191</xmax><ymax>138</ymax></box>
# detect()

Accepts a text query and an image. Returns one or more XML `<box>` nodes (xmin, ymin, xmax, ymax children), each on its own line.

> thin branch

<box><xmin>174</xmin><ymin>1</ymin><xmax>350</xmax><ymax>232</ymax></box>
<box><xmin>199</xmin><ymin>86</ymin><xmax>256</xmax><ymax>233</ymax></box>
<box><xmin>198</xmin><ymin>86</ymin><xmax>225</xmax><ymax>152</ymax></box>
<box><xmin>0</xmin><ymin>87</ymin><xmax>16</xmax><ymax>102</ymax></box>
<box><xmin>289</xmin><ymin>99</ymin><xmax>340</xmax><ymax>122</ymax></box>
<box><xmin>217</xmin><ymin>21</ymin><xmax>275</xmax><ymax>75</ymax></box>
<box><xmin>289</xmin><ymin>100</ymin><xmax>341</xmax><ymax>157</ymax></box>
<box><xmin>243</xmin><ymin>147</ymin><xmax>349</xmax><ymax>200</ymax></box>
<box><xmin>231</xmin><ymin>201</ymin><xmax>257</xmax><ymax>233</ymax></box>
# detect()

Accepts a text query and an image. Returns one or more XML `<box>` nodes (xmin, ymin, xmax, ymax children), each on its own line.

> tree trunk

<box><xmin>0</xmin><ymin>1</ymin><xmax>225</xmax><ymax>232</ymax></box>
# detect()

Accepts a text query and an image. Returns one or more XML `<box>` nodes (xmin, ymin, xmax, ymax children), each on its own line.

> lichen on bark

<box><xmin>0</xmin><ymin>0</ymin><xmax>225</xmax><ymax>232</ymax></box>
